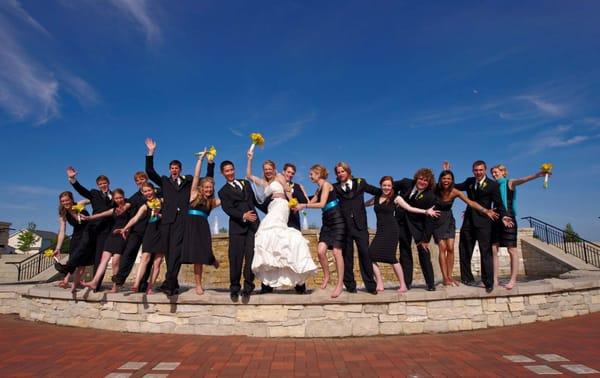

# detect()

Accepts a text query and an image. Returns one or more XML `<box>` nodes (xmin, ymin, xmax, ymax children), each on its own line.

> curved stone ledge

<box><xmin>1</xmin><ymin>270</ymin><xmax>600</xmax><ymax>338</ymax></box>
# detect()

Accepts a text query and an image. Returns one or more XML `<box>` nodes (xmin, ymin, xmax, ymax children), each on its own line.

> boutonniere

<box><xmin>289</xmin><ymin>182</ymin><xmax>295</xmax><ymax>190</ymax></box>
<box><xmin>417</xmin><ymin>193</ymin><xmax>424</xmax><ymax>200</ymax></box>
<box><xmin>181</xmin><ymin>175</ymin><xmax>186</xmax><ymax>180</ymax></box>
<box><xmin>357</xmin><ymin>178</ymin><xmax>363</xmax><ymax>185</ymax></box>
<box><xmin>481</xmin><ymin>181</ymin><xmax>487</xmax><ymax>190</ymax></box>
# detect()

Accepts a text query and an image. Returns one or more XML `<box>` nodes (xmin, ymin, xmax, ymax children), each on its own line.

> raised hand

<box><xmin>145</xmin><ymin>138</ymin><xmax>156</xmax><ymax>155</ymax></box>
<box><xmin>66</xmin><ymin>166</ymin><xmax>77</xmax><ymax>181</ymax></box>
<box><xmin>247</xmin><ymin>149</ymin><xmax>254</xmax><ymax>160</ymax></box>
<box><xmin>442</xmin><ymin>161</ymin><xmax>451</xmax><ymax>171</ymax></box>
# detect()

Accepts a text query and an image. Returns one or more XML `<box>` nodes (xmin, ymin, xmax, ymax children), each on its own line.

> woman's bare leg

<box><xmin>82</xmin><ymin>251</ymin><xmax>112</xmax><ymax>289</ymax></box>
<box><xmin>505</xmin><ymin>246</ymin><xmax>519</xmax><ymax>290</ymax></box>
<box><xmin>132</xmin><ymin>253</ymin><xmax>151</xmax><ymax>292</ymax></box>
<box><xmin>194</xmin><ymin>264</ymin><xmax>204</xmax><ymax>295</ymax></box>
<box><xmin>317</xmin><ymin>242</ymin><xmax>330</xmax><ymax>289</ymax></box>
<box><xmin>438</xmin><ymin>240</ymin><xmax>451</xmax><ymax>285</ymax></box>
<box><xmin>147</xmin><ymin>254</ymin><xmax>164</xmax><ymax>294</ymax></box>
<box><xmin>109</xmin><ymin>255</ymin><xmax>121</xmax><ymax>293</ymax></box>
<box><xmin>331</xmin><ymin>248</ymin><xmax>344</xmax><ymax>298</ymax></box>
<box><xmin>445</xmin><ymin>238</ymin><xmax>458</xmax><ymax>286</ymax></box>
<box><xmin>492</xmin><ymin>243</ymin><xmax>500</xmax><ymax>287</ymax></box>
<box><xmin>392</xmin><ymin>263</ymin><xmax>408</xmax><ymax>293</ymax></box>
<box><xmin>372</xmin><ymin>262</ymin><xmax>384</xmax><ymax>291</ymax></box>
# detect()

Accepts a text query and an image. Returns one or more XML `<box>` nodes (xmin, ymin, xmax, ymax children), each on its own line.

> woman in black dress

<box><xmin>434</xmin><ymin>164</ymin><xmax>498</xmax><ymax>287</ymax></box>
<box><xmin>295</xmin><ymin>164</ymin><xmax>345</xmax><ymax>298</ymax></box>
<box><xmin>118</xmin><ymin>182</ymin><xmax>164</xmax><ymax>294</ymax></box>
<box><xmin>366</xmin><ymin>176</ymin><xmax>439</xmax><ymax>293</ymax></box>
<box><xmin>490</xmin><ymin>164</ymin><xmax>546</xmax><ymax>290</ymax></box>
<box><xmin>181</xmin><ymin>152</ymin><xmax>220</xmax><ymax>295</ymax></box>
<box><xmin>81</xmin><ymin>188</ymin><xmax>131</xmax><ymax>292</ymax></box>
<box><xmin>54</xmin><ymin>191</ymin><xmax>94</xmax><ymax>292</ymax></box>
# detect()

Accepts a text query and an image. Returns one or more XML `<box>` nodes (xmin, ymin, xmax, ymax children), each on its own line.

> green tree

<box><xmin>564</xmin><ymin>223</ymin><xmax>582</xmax><ymax>243</ymax></box>
<box><xmin>16</xmin><ymin>222</ymin><xmax>40</xmax><ymax>252</ymax></box>
<box><xmin>218</xmin><ymin>227</ymin><xmax>228</xmax><ymax>234</ymax></box>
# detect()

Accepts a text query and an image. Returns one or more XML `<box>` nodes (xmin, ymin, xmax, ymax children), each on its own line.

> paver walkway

<box><xmin>0</xmin><ymin>313</ymin><xmax>598</xmax><ymax>377</ymax></box>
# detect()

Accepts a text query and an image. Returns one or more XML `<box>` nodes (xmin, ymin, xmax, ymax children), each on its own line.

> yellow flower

<box><xmin>540</xmin><ymin>163</ymin><xmax>554</xmax><ymax>173</ymax></box>
<box><xmin>71</xmin><ymin>203</ymin><xmax>85</xmax><ymax>213</ymax></box>
<box><xmin>288</xmin><ymin>198</ymin><xmax>299</xmax><ymax>208</ymax></box>
<box><xmin>250</xmin><ymin>132</ymin><xmax>265</xmax><ymax>146</ymax></box>
<box><xmin>147</xmin><ymin>198</ymin><xmax>161</xmax><ymax>210</ymax></box>
<box><xmin>207</xmin><ymin>146</ymin><xmax>217</xmax><ymax>160</ymax></box>
<box><xmin>43</xmin><ymin>249</ymin><xmax>55</xmax><ymax>258</ymax></box>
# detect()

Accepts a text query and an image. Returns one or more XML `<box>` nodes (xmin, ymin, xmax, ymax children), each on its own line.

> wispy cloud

<box><xmin>0</xmin><ymin>18</ymin><xmax>60</xmax><ymax>125</ymax></box>
<box><xmin>0</xmin><ymin>0</ymin><xmax>50</xmax><ymax>36</ymax></box>
<box><xmin>228</xmin><ymin>128</ymin><xmax>243</xmax><ymax>137</ymax></box>
<box><xmin>517</xmin><ymin>95</ymin><xmax>566</xmax><ymax>117</ymax></box>
<box><xmin>60</xmin><ymin>72</ymin><xmax>100</xmax><ymax>106</ymax></box>
<box><xmin>2</xmin><ymin>184</ymin><xmax>60</xmax><ymax>196</ymax></box>
<box><xmin>108</xmin><ymin>0</ymin><xmax>161</xmax><ymax>44</ymax></box>
<box><xmin>270</xmin><ymin>113</ymin><xmax>316</xmax><ymax>147</ymax></box>
<box><xmin>513</xmin><ymin>125</ymin><xmax>593</xmax><ymax>156</ymax></box>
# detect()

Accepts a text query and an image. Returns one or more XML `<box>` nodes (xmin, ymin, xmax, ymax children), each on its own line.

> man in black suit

<box><xmin>398</xmin><ymin>169</ymin><xmax>437</xmax><ymax>291</ymax></box>
<box><xmin>145</xmin><ymin>138</ymin><xmax>214</xmax><ymax>295</ymax></box>
<box><xmin>218</xmin><ymin>160</ymin><xmax>260</xmax><ymax>301</ymax></box>
<box><xmin>333</xmin><ymin>162</ymin><xmax>378</xmax><ymax>294</ymax></box>
<box><xmin>454</xmin><ymin>160</ymin><xmax>509</xmax><ymax>293</ymax></box>
<box><xmin>66</xmin><ymin>166</ymin><xmax>113</xmax><ymax>291</ymax></box>
<box><xmin>111</xmin><ymin>171</ymin><xmax>154</xmax><ymax>291</ymax></box>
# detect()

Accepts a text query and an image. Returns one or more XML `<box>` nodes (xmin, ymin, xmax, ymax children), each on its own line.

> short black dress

<box><xmin>103</xmin><ymin>207</ymin><xmax>131</xmax><ymax>254</ymax></box>
<box><xmin>65</xmin><ymin>210</ymin><xmax>94</xmax><ymax>267</ymax></box>
<box><xmin>432</xmin><ymin>197</ymin><xmax>456</xmax><ymax>243</ymax></box>
<box><xmin>318</xmin><ymin>188</ymin><xmax>346</xmax><ymax>250</ymax></box>
<box><xmin>493</xmin><ymin>184</ymin><xmax>518</xmax><ymax>248</ymax></box>
<box><xmin>142</xmin><ymin>205</ymin><xmax>164</xmax><ymax>254</ymax></box>
<box><xmin>181</xmin><ymin>202</ymin><xmax>216</xmax><ymax>265</ymax></box>
<box><xmin>368</xmin><ymin>196</ymin><xmax>399</xmax><ymax>264</ymax></box>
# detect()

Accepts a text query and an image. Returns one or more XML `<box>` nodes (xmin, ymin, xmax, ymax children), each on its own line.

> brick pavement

<box><xmin>0</xmin><ymin>313</ymin><xmax>599</xmax><ymax>377</ymax></box>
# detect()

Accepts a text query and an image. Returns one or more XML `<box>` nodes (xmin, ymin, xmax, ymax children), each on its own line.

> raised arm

<box><xmin>81</xmin><ymin>207</ymin><xmax>115</xmax><ymax>221</ymax></box>
<box><xmin>245</xmin><ymin>149</ymin><xmax>267</xmax><ymax>186</ymax></box>
<box><xmin>509</xmin><ymin>171</ymin><xmax>546</xmax><ymax>189</ymax></box>
<box><xmin>206</xmin><ymin>156</ymin><xmax>215</xmax><ymax>178</ymax></box>
<box><xmin>365</xmin><ymin>196</ymin><xmax>375</xmax><ymax>207</ymax></box>
<box><xmin>190</xmin><ymin>152</ymin><xmax>206</xmax><ymax>203</ymax></box>
<box><xmin>364</xmin><ymin>180</ymin><xmax>382</xmax><ymax>196</ymax></box>
<box><xmin>452</xmin><ymin>189</ymin><xmax>498</xmax><ymax>220</ymax></box>
<box><xmin>145</xmin><ymin>138</ymin><xmax>162</xmax><ymax>187</ymax></box>
<box><xmin>67</xmin><ymin>167</ymin><xmax>92</xmax><ymax>199</ymax></box>
<box><xmin>394</xmin><ymin>196</ymin><xmax>439</xmax><ymax>217</ymax></box>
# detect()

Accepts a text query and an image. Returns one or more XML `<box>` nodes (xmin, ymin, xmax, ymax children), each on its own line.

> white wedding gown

<box><xmin>252</xmin><ymin>181</ymin><xmax>317</xmax><ymax>287</ymax></box>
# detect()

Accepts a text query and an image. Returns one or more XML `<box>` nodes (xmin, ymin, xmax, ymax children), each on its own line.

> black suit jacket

<box><xmin>455</xmin><ymin>176</ymin><xmax>506</xmax><ymax>227</ymax></box>
<box><xmin>71</xmin><ymin>180</ymin><xmax>113</xmax><ymax>215</ymax></box>
<box><xmin>218</xmin><ymin>179</ymin><xmax>260</xmax><ymax>235</ymax></box>
<box><xmin>288</xmin><ymin>181</ymin><xmax>308</xmax><ymax>230</ymax></box>
<box><xmin>403</xmin><ymin>187</ymin><xmax>436</xmax><ymax>228</ymax></box>
<box><xmin>392</xmin><ymin>178</ymin><xmax>414</xmax><ymax>223</ymax></box>
<box><xmin>333</xmin><ymin>178</ymin><xmax>378</xmax><ymax>231</ymax></box>
<box><xmin>145</xmin><ymin>156</ymin><xmax>214</xmax><ymax>225</ymax></box>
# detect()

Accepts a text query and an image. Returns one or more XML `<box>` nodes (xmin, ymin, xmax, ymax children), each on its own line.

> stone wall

<box><xmin>116</xmin><ymin>228</ymin><xmax>533</xmax><ymax>288</ymax></box>
<box><xmin>1</xmin><ymin>271</ymin><xmax>599</xmax><ymax>338</ymax></box>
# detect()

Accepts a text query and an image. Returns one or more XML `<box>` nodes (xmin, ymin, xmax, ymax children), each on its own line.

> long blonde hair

<box><xmin>491</xmin><ymin>164</ymin><xmax>508</xmax><ymax>178</ymax></box>
<box><xmin>191</xmin><ymin>177</ymin><xmax>218</xmax><ymax>209</ymax></box>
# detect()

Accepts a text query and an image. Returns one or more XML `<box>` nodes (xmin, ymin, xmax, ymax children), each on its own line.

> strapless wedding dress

<box><xmin>252</xmin><ymin>181</ymin><xmax>317</xmax><ymax>287</ymax></box>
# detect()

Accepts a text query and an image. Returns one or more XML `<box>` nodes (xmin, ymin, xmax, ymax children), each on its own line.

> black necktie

<box><xmin>345</xmin><ymin>183</ymin><xmax>350</xmax><ymax>192</ymax></box>
<box><xmin>234</xmin><ymin>181</ymin><xmax>242</xmax><ymax>191</ymax></box>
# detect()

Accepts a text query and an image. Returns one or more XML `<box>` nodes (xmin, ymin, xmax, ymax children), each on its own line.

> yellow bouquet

<box><xmin>540</xmin><ymin>163</ymin><xmax>553</xmax><ymax>189</ymax></box>
<box><xmin>44</xmin><ymin>248</ymin><xmax>59</xmax><ymax>262</ymax></box>
<box><xmin>288</xmin><ymin>198</ymin><xmax>299</xmax><ymax>209</ymax></box>
<box><xmin>249</xmin><ymin>132</ymin><xmax>265</xmax><ymax>152</ymax></box>
<box><xmin>147</xmin><ymin>198</ymin><xmax>161</xmax><ymax>218</ymax></box>
<box><xmin>207</xmin><ymin>146</ymin><xmax>217</xmax><ymax>161</ymax></box>
<box><xmin>71</xmin><ymin>203</ymin><xmax>85</xmax><ymax>223</ymax></box>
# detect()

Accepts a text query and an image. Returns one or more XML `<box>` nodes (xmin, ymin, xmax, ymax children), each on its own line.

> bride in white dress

<box><xmin>246</xmin><ymin>150</ymin><xmax>317</xmax><ymax>288</ymax></box>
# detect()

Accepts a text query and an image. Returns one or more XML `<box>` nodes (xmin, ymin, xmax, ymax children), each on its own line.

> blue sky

<box><xmin>1</xmin><ymin>1</ymin><xmax>599</xmax><ymax>240</ymax></box>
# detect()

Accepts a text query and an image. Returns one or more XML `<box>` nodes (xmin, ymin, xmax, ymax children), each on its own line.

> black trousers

<box><xmin>397</xmin><ymin>220</ymin><xmax>435</xmax><ymax>288</ymax></box>
<box><xmin>459</xmin><ymin>220</ymin><xmax>493</xmax><ymax>288</ymax></box>
<box><xmin>342</xmin><ymin>224</ymin><xmax>376</xmax><ymax>292</ymax></box>
<box><xmin>228</xmin><ymin>231</ymin><xmax>256</xmax><ymax>294</ymax></box>
<box><xmin>161</xmin><ymin>213</ymin><xmax>185</xmax><ymax>291</ymax></box>
<box><xmin>112</xmin><ymin>231</ymin><xmax>151</xmax><ymax>286</ymax></box>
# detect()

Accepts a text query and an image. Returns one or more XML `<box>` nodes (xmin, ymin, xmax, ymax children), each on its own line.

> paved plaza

<box><xmin>0</xmin><ymin>312</ymin><xmax>598</xmax><ymax>377</ymax></box>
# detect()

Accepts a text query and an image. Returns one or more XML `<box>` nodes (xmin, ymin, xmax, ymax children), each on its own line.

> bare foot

<box><xmin>451</xmin><ymin>279</ymin><xmax>460</xmax><ymax>287</ymax></box>
<box><xmin>131</xmin><ymin>286</ymin><xmax>139</xmax><ymax>293</ymax></box>
<box><xmin>398</xmin><ymin>286</ymin><xmax>408</xmax><ymax>293</ymax></box>
<box><xmin>330</xmin><ymin>286</ymin><xmax>343</xmax><ymax>298</ymax></box>
<box><xmin>443</xmin><ymin>280</ymin><xmax>453</xmax><ymax>286</ymax></box>
<box><xmin>320</xmin><ymin>276</ymin><xmax>330</xmax><ymax>289</ymax></box>
<box><xmin>504</xmin><ymin>281</ymin><xmax>516</xmax><ymax>290</ymax></box>
<box><xmin>146</xmin><ymin>288</ymin><xmax>154</xmax><ymax>295</ymax></box>
<box><xmin>195</xmin><ymin>286</ymin><xmax>205</xmax><ymax>295</ymax></box>
<box><xmin>376</xmin><ymin>285</ymin><xmax>385</xmax><ymax>292</ymax></box>
<box><xmin>58</xmin><ymin>281</ymin><xmax>68</xmax><ymax>289</ymax></box>
<box><xmin>81</xmin><ymin>281</ymin><xmax>96</xmax><ymax>290</ymax></box>
<box><xmin>213</xmin><ymin>260</ymin><xmax>220</xmax><ymax>269</ymax></box>
<box><xmin>109</xmin><ymin>284</ymin><xmax>119</xmax><ymax>293</ymax></box>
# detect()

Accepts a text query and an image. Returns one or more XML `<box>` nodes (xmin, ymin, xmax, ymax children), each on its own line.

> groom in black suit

<box><xmin>454</xmin><ymin>160</ymin><xmax>508</xmax><ymax>293</ymax></box>
<box><xmin>333</xmin><ymin>162</ymin><xmax>378</xmax><ymax>294</ymax></box>
<box><xmin>218</xmin><ymin>160</ymin><xmax>260</xmax><ymax>301</ymax></box>
<box><xmin>145</xmin><ymin>138</ymin><xmax>214</xmax><ymax>295</ymax></box>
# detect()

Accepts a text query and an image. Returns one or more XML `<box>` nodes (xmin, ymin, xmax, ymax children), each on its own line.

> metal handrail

<box><xmin>6</xmin><ymin>252</ymin><xmax>57</xmax><ymax>281</ymax></box>
<box><xmin>522</xmin><ymin>216</ymin><xmax>600</xmax><ymax>268</ymax></box>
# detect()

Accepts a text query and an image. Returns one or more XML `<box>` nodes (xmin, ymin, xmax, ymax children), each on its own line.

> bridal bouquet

<box><xmin>206</xmin><ymin>146</ymin><xmax>217</xmax><ymax>161</ymax></box>
<box><xmin>71</xmin><ymin>203</ymin><xmax>86</xmax><ymax>223</ymax></box>
<box><xmin>147</xmin><ymin>198</ymin><xmax>161</xmax><ymax>219</ymax></box>
<box><xmin>540</xmin><ymin>163</ymin><xmax>553</xmax><ymax>189</ymax></box>
<box><xmin>249</xmin><ymin>132</ymin><xmax>265</xmax><ymax>152</ymax></box>
<box><xmin>44</xmin><ymin>248</ymin><xmax>59</xmax><ymax>262</ymax></box>
<box><xmin>288</xmin><ymin>198</ymin><xmax>299</xmax><ymax>209</ymax></box>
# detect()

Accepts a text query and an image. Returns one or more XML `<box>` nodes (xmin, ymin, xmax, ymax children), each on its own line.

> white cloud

<box><xmin>3</xmin><ymin>184</ymin><xmax>60</xmax><ymax>196</ymax></box>
<box><xmin>0</xmin><ymin>18</ymin><xmax>60</xmax><ymax>125</ymax></box>
<box><xmin>270</xmin><ymin>114</ymin><xmax>316</xmax><ymax>147</ymax></box>
<box><xmin>109</xmin><ymin>0</ymin><xmax>161</xmax><ymax>44</ymax></box>
<box><xmin>228</xmin><ymin>128</ymin><xmax>243</xmax><ymax>137</ymax></box>
<box><xmin>517</xmin><ymin>95</ymin><xmax>566</xmax><ymax>117</ymax></box>
<box><xmin>60</xmin><ymin>72</ymin><xmax>100</xmax><ymax>106</ymax></box>
<box><xmin>0</xmin><ymin>0</ymin><xmax>50</xmax><ymax>36</ymax></box>
<box><xmin>517</xmin><ymin>125</ymin><xmax>592</xmax><ymax>155</ymax></box>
